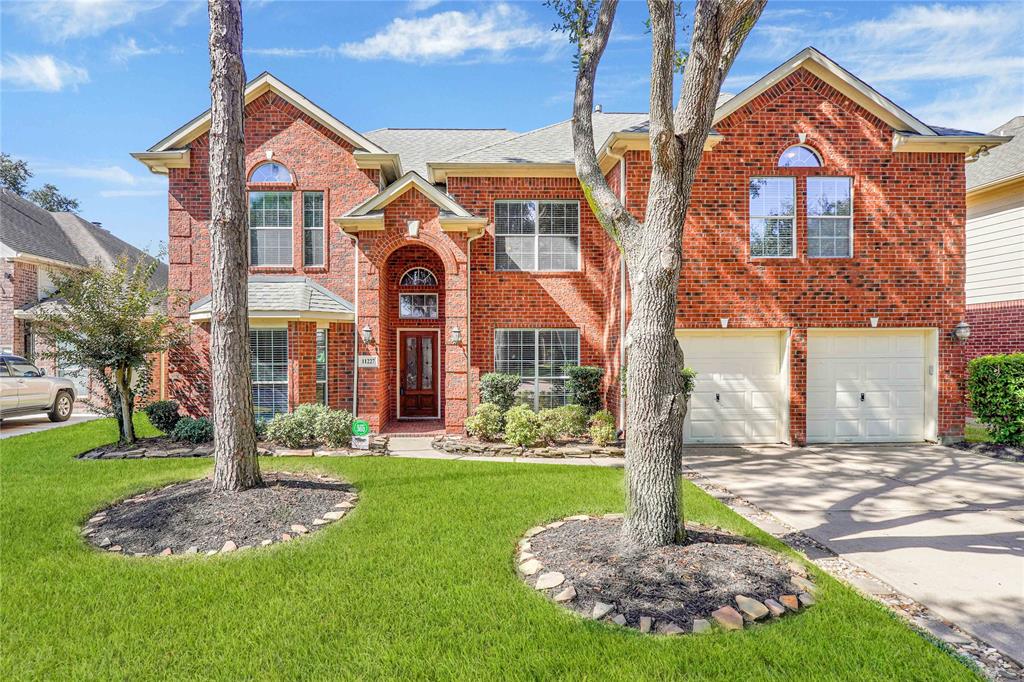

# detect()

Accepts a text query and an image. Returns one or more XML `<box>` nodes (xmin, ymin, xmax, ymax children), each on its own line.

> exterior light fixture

<box><xmin>870</xmin><ymin>317</ymin><xmax>879</xmax><ymax>328</ymax></box>
<box><xmin>720</xmin><ymin>318</ymin><xmax>729</xmax><ymax>329</ymax></box>
<box><xmin>361</xmin><ymin>325</ymin><xmax>373</xmax><ymax>345</ymax></box>
<box><xmin>450</xmin><ymin>325</ymin><xmax>462</xmax><ymax>345</ymax></box>
<box><xmin>952</xmin><ymin>321</ymin><xmax>971</xmax><ymax>342</ymax></box>
<box><xmin>407</xmin><ymin>220</ymin><xmax>420</xmax><ymax>237</ymax></box>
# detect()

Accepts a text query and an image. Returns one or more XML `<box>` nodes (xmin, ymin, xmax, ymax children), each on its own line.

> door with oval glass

<box><xmin>398</xmin><ymin>330</ymin><xmax>438</xmax><ymax>418</ymax></box>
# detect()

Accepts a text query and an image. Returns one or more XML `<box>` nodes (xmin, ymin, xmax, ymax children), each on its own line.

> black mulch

<box><xmin>949</xmin><ymin>441</ymin><xmax>1024</xmax><ymax>463</ymax></box>
<box><xmin>84</xmin><ymin>473</ymin><xmax>356</xmax><ymax>555</ymax></box>
<box><xmin>527</xmin><ymin>518</ymin><xmax>795</xmax><ymax>630</ymax></box>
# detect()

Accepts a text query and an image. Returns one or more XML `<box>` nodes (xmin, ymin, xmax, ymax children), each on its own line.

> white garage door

<box><xmin>677</xmin><ymin>330</ymin><xmax>784</xmax><ymax>444</ymax></box>
<box><xmin>807</xmin><ymin>330</ymin><xmax>930</xmax><ymax>443</ymax></box>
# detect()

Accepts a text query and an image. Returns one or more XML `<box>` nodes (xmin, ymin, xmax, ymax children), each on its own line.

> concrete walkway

<box><xmin>684</xmin><ymin>443</ymin><xmax>1024</xmax><ymax>664</ymax></box>
<box><xmin>0</xmin><ymin>411</ymin><xmax>101</xmax><ymax>439</ymax></box>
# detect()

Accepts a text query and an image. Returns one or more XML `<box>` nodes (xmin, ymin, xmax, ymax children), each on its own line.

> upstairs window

<box><xmin>495</xmin><ymin>200</ymin><xmax>580</xmax><ymax>271</ymax></box>
<box><xmin>250</xmin><ymin>162</ymin><xmax>292</xmax><ymax>183</ymax></box>
<box><xmin>249</xmin><ymin>191</ymin><xmax>293</xmax><ymax>266</ymax></box>
<box><xmin>749</xmin><ymin>177</ymin><xmax>795</xmax><ymax>258</ymax></box>
<box><xmin>778</xmin><ymin>145</ymin><xmax>821</xmax><ymax>168</ymax></box>
<box><xmin>400</xmin><ymin>268</ymin><xmax>437</xmax><ymax>287</ymax></box>
<box><xmin>303</xmin><ymin>192</ymin><xmax>324</xmax><ymax>266</ymax></box>
<box><xmin>807</xmin><ymin>177</ymin><xmax>853</xmax><ymax>258</ymax></box>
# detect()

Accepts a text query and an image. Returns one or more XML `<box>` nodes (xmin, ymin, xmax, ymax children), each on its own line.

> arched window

<box><xmin>249</xmin><ymin>162</ymin><xmax>292</xmax><ymax>183</ymax></box>
<box><xmin>778</xmin><ymin>145</ymin><xmax>822</xmax><ymax>168</ymax></box>
<box><xmin>400</xmin><ymin>267</ymin><xmax>437</xmax><ymax>287</ymax></box>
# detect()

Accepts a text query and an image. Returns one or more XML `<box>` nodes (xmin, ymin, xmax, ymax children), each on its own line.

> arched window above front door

<box><xmin>249</xmin><ymin>162</ymin><xmax>293</xmax><ymax>183</ymax></box>
<box><xmin>400</xmin><ymin>267</ymin><xmax>437</xmax><ymax>287</ymax></box>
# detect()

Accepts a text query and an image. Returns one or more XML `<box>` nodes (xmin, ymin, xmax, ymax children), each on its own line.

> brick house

<box><xmin>133</xmin><ymin>47</ymin><xmax>1010</xmax><ymax>444</ymax></box>
<box><xmin>0</xmin><ymin>189</ymin><xmax>169</xmax><ymax>403</ymax></box>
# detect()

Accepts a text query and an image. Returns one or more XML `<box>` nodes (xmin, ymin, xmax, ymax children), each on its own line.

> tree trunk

<box><xmin>208</xmin><ymin>0</ymin><xmax>262</xmax><ymax>492</ymax></box>
<box><xmin>116</xmin><ymin>366</ymin><xmax>136</xmax><ymax>445</ymax></box>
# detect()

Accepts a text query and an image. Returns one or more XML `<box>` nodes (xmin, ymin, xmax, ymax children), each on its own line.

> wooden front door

<box><xmin>399</xmin><ymin>330</ymin><xmax>438</xmax><ymax>418</ymax></box>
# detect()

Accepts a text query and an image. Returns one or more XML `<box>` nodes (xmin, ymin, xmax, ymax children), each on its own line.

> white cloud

<box><xmin>0</xmin><ymin>54</ymin><xmax>89</xmax><ymax>92</ymax></box>
<box><xmin>51</xmin><ymin>165</ymin><xmax>138</xmax><ymax>185</ymax></box>
<box><xmin>6</xmin><ymin>0</ymin><xmax>167</xmax><ymax>41</ymax></box>
<box><xmin>111</xmin><ymin>37</ymin><xmax>180</xmax><ymax>63</ymax></box>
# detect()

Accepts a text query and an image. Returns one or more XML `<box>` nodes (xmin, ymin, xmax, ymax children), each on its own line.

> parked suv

<box><xmin>0</xmin><ymin>355</ymin><xmax>76</xmax><ymax>422</ymax></box>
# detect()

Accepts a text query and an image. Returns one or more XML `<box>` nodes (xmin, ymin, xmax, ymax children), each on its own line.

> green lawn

<box><xmin>1</xmin><ymin>418</ymin><xmax>980</xmax><ymax>680</ymax></box>
<box><xmin>965</xmin><ymin>422</ymin><xmax>994</xmax><ymax>443</ymax></box>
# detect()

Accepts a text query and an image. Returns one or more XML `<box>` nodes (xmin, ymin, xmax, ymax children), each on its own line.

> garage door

<box><xmin>807</xmin><ymin>330</ymin><xmax>929</xmax><ymax>443</ymax></box>
<box><xmin>677</xmin><ymin>330</ymin><xmax>785</xmax><ymax>444</ymax></box>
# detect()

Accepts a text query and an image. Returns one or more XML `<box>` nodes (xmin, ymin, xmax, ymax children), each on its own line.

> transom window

<box><xmin>315</xmin><ymin>328</ymin><xmax>328</xmax><ymax>404</ymax></box>
<box><xmin>778</xmin><ymin>145</ymin><xmax>821</xmax><ymax>168</ymax></box>
<box><xmin>250</xmin><ymin>162</ymin><xmax>292</xmax><ymax>183</ymax></box>
<box><xmin>749</xmin><ymin>177</ymin><xmax>796</xmax><ymax>258</ymax></box>
<box><xmin>808</xmin><ymin>177</ymin><xmax>853</xmax><ymax>258</ymax></box>
<box><xmin>495</xmin><ymin>328</ymin><xmax>579</xmax><ymax>409</ymax></box>
<box><xmin>249</xmin><ymin>191</ymin><xmax>293</xmax><ymax>266</ymax></box>
<box><xmin>494</xmin><ymin>200</ymin><xmax>580</xmax><ymax>271</ymax></box>
<box><xmin>400</xmin><ymin>267</ymin><xmax>437</xmax><ymax>287</ymax></box>
<box><xmin>303</xmin><ymin>192</ymin><xmax>324</xmax><ymax>267</ymax></box>
<box><xmin>250</xmin><ymin>329</ymin><xmax>288</xmax><ymax>419</ymax></box>
<box><xmin>399</xmin><ymin>293</ymin><xmax>438</xmax><ymax>319</ymax></box>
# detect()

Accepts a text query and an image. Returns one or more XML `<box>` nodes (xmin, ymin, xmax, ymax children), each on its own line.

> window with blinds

<box><xmin>250</xmin><ymin>328</ymin><xmax>288</xmax><ymax>419</ymax></box>
<box><xmin>494</xmin><ymin>200</ymin><xmax>580</xmax><ymax>271</ymax></box>
<box><xmin>303</xmin><ymin>192</ymin><xmax>324</xmax><ymax>267</ymax></box>
<box><xmin>315</xmin><ymin>328</ymin><xmax>328</xmax><ymax>405</ymax></box>
<box><xmin>494</xmin><ymin>328</ymin><xmax>579</xmax><ymax>409</ymax></box>
<box><xmin>249</xmin><ymin>191</ymin><xmax>293</xmax><ymax>266</ymax></box>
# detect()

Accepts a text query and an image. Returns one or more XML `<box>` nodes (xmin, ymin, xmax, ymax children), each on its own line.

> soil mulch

<box><xmin>950</xmin><ymin>440</ymin><xmax>1024</xmax><ymax>463</ymax></box>
<box><xmin>77</xmin><ymin>436</ymin><xmax>212</xmax><ymax>460</ymax></box>
<box><xmin>83</xmin><ymin>473</ymin><xmax>356</xmax><ymax>556</ymax></box>
<box><xmin>526</xmin><ymin>518</ymin><xmax>796</xmax><ymax>630</ymax></box>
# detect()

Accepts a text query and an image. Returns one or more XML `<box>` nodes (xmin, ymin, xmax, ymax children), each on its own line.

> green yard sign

<box><xmin>352</xmin><ymin>420</ymin><xmax>370</xmax><ymax>437</ymax></box>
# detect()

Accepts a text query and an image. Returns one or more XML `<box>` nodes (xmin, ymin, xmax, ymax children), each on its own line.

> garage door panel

<box><xmin>750</xmin><ymin>391</ymin><xmax>777</xmax><ymax>409</ymax></box>
<box><xmin>836</xmin><ymin>391</ymin><xmax>860</xmax><ymax>408</ymax></box>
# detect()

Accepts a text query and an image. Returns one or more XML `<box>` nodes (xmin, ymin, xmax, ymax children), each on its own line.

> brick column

<box><xmin>328</xmin><ymin>322</ymin><xmax>354</xmax><ymax>412</ymax></box>
<box><xmin>789</xmin><ymin>328</ymin><xmax>807</xmax><ymax>445</ymax></box>
<box><xmin>288</xmin><ymin>321</ymin><xmax>317</xmax><ymax>409</ymax></box>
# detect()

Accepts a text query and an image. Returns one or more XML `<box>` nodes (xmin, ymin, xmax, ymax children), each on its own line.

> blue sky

<box><xmin>2</xmin><ymin>0</ymin><xmax>1022</xmax><ymax>251</ymax></box>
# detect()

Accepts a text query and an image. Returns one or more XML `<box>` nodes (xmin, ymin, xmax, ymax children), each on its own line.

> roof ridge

<box><xmin>443</xmin><ymin>117</ymin><xmax>573</xmax><ymax>163</ymax></box>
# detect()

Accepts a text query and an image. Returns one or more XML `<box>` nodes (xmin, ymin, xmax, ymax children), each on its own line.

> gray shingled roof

<box><xmin>189</xmin><ymin>276</ymin><xmax>354</xmax><ymax>318</ymax></box>
<box><xmin>966</xmin><ymin>116</ymin><xmax>1023</xmax><ymax>190</ymax></box>
<box><xmin>0</xmin><ymin>189</ymin><xmax>167</xmax><ymax>287</ymax></box>
<box><xmin>362</xmin><ymin>128</ymin><xmax>519</xmax><ymax>177</ymax></box>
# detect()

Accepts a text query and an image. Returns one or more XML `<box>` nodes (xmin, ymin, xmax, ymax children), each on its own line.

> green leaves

<box><xmin>967</xmin><ymin>354</ymin><xmax>1024</xmax><ymax>445</ymax></box>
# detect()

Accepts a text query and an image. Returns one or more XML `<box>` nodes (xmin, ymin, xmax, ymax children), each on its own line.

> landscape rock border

<box><xmin>433</xmin><ymin>435</ymin><xmax>624</xmax><ymax>459</ymax></box>
<box><xmin>76</xmin><ymin>435</ymin><xmax>390</xmax><ymax>460</ymax></box>
<box><xmin>516</xmin><ymin>513</ymin><xmax>817</xmax><ymax>635</ymax></box>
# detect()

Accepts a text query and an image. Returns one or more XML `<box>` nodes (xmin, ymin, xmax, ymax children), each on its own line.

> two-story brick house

<box><xmin>133</xmin><ymin>47</ymin><xmax>1008</xmax><ymax>444</ymax></box>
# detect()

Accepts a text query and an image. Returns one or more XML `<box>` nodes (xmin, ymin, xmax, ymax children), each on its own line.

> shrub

<box><xmin>172</xmin><ymin>416</ymin><xmax>214</xmax><ymax>444</ymax></box>
<box><xmin>503</xmin><ymin>404</ymin><xmax>539</xmax><ymax>447</ymax></box>
<box><xmin>537</xmin><ymin>404</ymin><xmax>589</xmax><ymax>442</ymax></box>
<box><xmin>537</xmin><ymin>408</ymin><xmax>563</xmax><ymax>443</ymax></box>
<box><xmin>465</xmin><ymin>402</ymin><xmax>503</xmax><ymax>440</ymax></box>
<box><xmin>266</xmin><ymin>403</ymin><xmax>327</xmax><ymax>449</ymax></box>
<box><xmin>144</xmin><ymin>400</ymin><xmax>181</xmax><ymax>434</ymax></box>
<box><xmin>316</xmin><ymin>408</ymin><xmax>354</xmax><ymax>448</ymax></box>
<box><xmin>479</xmin><ymin>373</ymin><xmax>521</xmax><ymax>415</ymax></box>
<box><xmin>566</xmin><ymin>366</ymin><xmax>604</xmax><ymax>414</ymax></box>
<box><xmin>588</xmin><ymin>409</ymin><xmax>617</xmax><ymax>446</ymax></box>
<box><xmin>967</xmin><ymin>354</ymin><xmax>1024</xmax><ymax>445</ymax></box>
<box><xmin>253</xmin><ymin>417</ymin><xmax>268</xmax><ymax>443</ymax></box>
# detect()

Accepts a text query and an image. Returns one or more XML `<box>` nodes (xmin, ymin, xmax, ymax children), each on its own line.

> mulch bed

<box><xmin>82</xmin><ymin>472</ymin><xmax>357</xmax><ymax>556</ymax></box>
<box><xmin>949</xmin><ymin>441</ymin><xmax>1024</xmax><ymax>463</ymax></box>
<box><xmin>522</xmin><ymin>516</ymin><xmax>809</xmax><ymax>633</ymax></box>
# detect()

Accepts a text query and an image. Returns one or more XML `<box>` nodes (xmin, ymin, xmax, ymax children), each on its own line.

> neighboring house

<box><xmin>133</xmin><ymin>47</ymin><xmax>1009</xmax><ymax>444</ymax></box>
<box><xmin>0</xmin><ymin>189</ymin><xmax>169</xmax><ymax>403</ymax></box>
<box><xmin>964</xmin><ymin>116</ymin><xmax>1023</xmax><ymax>360</ymax></box>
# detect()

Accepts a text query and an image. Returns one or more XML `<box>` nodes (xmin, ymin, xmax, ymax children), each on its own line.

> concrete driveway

<box><xmin>0</xmin><ymin>411</ymin><xmax>100</xmax><ymax>439</ymax></box>
<box><xmin>684</xmin><ymin>443</ymin><xmax>1024</xmax><ymax>663</ymax></box>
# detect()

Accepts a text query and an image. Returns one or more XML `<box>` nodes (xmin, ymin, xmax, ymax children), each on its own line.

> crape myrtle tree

<box><xmin>208</xmin><ymin>0</ymin><xmax>263</xmax><ymax>491</ymax></box>
<box><xmin>553</xmin><ymin>0</ymin><xmax>764</xmax><ymax>547</ymax></box>
<box><xmin>34</xmin><ymin>255</ymin><xmax>182</xmax><ymax>445</ymax></box>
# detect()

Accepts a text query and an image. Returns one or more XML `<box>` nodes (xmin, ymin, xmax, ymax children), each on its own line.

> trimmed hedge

<box><xmin>171</xmin><ymin>417</ymin><xmax>214</xmax><ymax>444</ymax></box>
<box><xmin>504</xmin><ymin>404</ymin><xmax>539</xmax><ymax>447</ymax></box>
<box><xmin>143</xmin><ymin>400</ymin><xmax>181</xmax><ymax>434</ymax></box>
<box><xmin>968</xmin><ymin>353</ymin><xmax>1024</xmax><ymax>445</ymax></box>
<box><xmin>479</xmin><ymin>373</ymin><xmax>521</xmax><ymax>415</ymax></box>
<box><xmin>466</xmin><ymin>403</ymin><xmax>503</xmax><ymax>441</ymax></box>
<box><xmin>566</xmin><ymin>365</ymin><xmax>603</xmax><ymax>415</ymax></box>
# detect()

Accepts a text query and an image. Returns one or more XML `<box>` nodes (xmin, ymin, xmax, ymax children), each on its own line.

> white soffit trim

<box><xmin>893</xmin><ymin>133</ymin><xmax>1013</xmax><ymax>156</ymax></box>
<box><xmin>714</xmin><ymin>47</ymin><xmax>935</xmax><ymax>136</ymax></box>
<box><xmin>344</xmin><ymin>172</ymin><xmax>476</xmax><ymax>218</ymax></box>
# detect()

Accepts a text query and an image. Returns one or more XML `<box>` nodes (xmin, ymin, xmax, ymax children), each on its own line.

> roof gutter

<box><xmin>892</xmin><ymin>132</ymin><xmax>1012</xmax><ymax>157</ymax></box>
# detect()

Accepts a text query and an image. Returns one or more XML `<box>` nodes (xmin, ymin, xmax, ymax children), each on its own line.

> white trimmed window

<box><xmin>778</xmin><ymin>145</ymin><xmax>822</xmax><ymax>168</ymax></box>
<box><xmin>400</xmin><ymin>268</ymin><xmax>437</xmax><ymax>287</ymax></box>
<box><xmin>494</xmin><ymin>328</ymin><xmax>579</xmax><ymax>409</ymax></box>
<box><xmin>494</xmin><ymin>200</ymin><xmax>580</xmax><ymax>271</ymax></box>
<box><xmin>749</xmin><ymin>177</ymin><xmax>796</xmax><ymax>258</ymax></box>
<box><xmin>303</xmin><ymin>192</ymin><xmax>325</xmax><ymax>267</ymax></box>
<box><xmin>249</xmin><ymin>191</ymin><xmax>293</xmax><ymax>266</ymax></box>
<box><xmin>315</xmin><ymin>328</ymin><xmax>328</xmax><ymax>405</ymax></box>
<box><xmin>399</xmin><ymin>293</ymin><xmax>438</xmax><ymax>319</ymax></box>
<box><xmin>250</xmin><ymin>328</ymin><xmax>288</xmax><ymax>419</ymax></box>
<box><xmin>807</xmin><ymin>177</ymin><xmax>853</xmax><ymax>258</ymax></box>
<box><xmin>250</xmin><ymin>162</ymin><xmax>292</xmax><ymax>183</ymax></box>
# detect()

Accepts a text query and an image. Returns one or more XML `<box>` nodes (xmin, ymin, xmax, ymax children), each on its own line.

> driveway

<box><xmin>684</xmin><ymin>443</ymin><xmax>1024</xmax><ymax>663</ymax></box>
<box><xmin>0</xmin><ymin>411</ymin><xmax>100</xmax><ymax>439</ymax></box>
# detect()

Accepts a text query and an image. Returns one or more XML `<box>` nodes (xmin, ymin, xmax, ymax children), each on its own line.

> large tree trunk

<box><xmin>208</xmin><ymin>0</ymin><xmax>262</xmax><ymax>492</ymax></box>
<box><xmin>568</xmin><ymin>0</ymin><xmax>764</xmax><ymax>548</ymax></box>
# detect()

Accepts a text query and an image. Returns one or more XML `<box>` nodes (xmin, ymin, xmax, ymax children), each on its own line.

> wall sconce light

<box><xmin>361</xmin><ymin>325</ymin><xmax>373</xmax><ymax>345</ymax></box>
<box><xmin>720</xmin><ymin>318</ymin><xmax>729</xmax><ymax>329</ymax></box>
<box><xmin>265</xmin><ymin>149</ymin><xmax>273</xmax><ymax>160</ymax></box>
<box><xmin>952</xmin><ymin>321</ymin><xmax>971</xmax><ymax>342</ymax></box>
<box><xmin>870</xmin><ymin>317</ymin><xmax>879</xmax><ymax>328</ymax></box>
<box><xmin>407</xmin><ymin>220</ymin><xmax>420</xmax><ymax>237</ymax></box>
<box><xmin>450</xmin><ymin>325</ymin><xmax>462</xmax><ymax>345</ymax></box>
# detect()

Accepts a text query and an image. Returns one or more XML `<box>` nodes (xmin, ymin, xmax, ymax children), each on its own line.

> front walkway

<box><xmin>0</xmin><ymin>411</ymin><xmax>101</xmax><ymax>439</ymax></box>
<box><xmin>683</xmin><ymin>443</ymin><xmax>1024</xmax><ymax>664</ymax></box>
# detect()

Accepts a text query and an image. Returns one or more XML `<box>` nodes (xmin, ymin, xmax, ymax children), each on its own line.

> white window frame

<box><xmin>398</xmin><ymin>293</ymin><xmax>439</xmax><ymax>319</ymax></box>
<box><xmin>494</xmin><ymin>328</ymin><xmax>580</xmax><ymax>410</ymax></box>
<box><xmin>315</xmin><ymin>328</ymin><xmax>328</xmax><ymax>405</ymax></box>
<box><xmin>250</xmin><ymin>328</ymin><xmax>289</xmax><ymax>419</ymax></box>
<box><xmin>303</xmin><ymin>191</ymin><xmax>325</xmax><ymax>267</ymax></box>
<box><xmin>807</xmin><ymin>176</ymin><xmax>854</xmax><ymax>259</ymax></box>
<box><xmin>249</xmin><ymin>162</ymin><xmax>293</xmax><ymax>184</ymax></box>
<box><xmin>749</xmin><ymin>177</ymin><xmax>796</xmax><ymax>259</ymax></box>
<box><xmin>494</xmin><ymin>199</ymin><xmax>581</xmax><ymax>272</ymax></box>
<box><xmin>399</xmin><ymin>267</ymin><xmax>438</xmax><ymax>287</ymax></box>
<box><xmin>248</xmin><ymin>191</ymin><xmax>294</xmax><ymax>267</ymax></box>
<box><xmin>778</xmin><ymin>145</ymin><xmax>823</xmax><ymax>168</ymax></box>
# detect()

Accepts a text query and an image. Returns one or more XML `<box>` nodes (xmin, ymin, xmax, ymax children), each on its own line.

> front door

<box><xmin>399</xmin><ymin>330</ymin><xmax>438</xmax><ymax>418</ymax></box>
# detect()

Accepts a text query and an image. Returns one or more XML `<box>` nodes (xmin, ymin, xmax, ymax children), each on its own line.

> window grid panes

<box><xmin>400</xmin><ymin>268</ymin><xmax>437</xmax><ymax>287</ymax></box>
<box><xmin>399</xmin><ymin>293</ymin><xmax>438</xmax><ymax>319</ymax></box>
<box><xmin>778</xmin><ymin>145</ymin><xmax>821</xmax><ymax>168</ymax></box>
<box><xmin>494</xmin><ymin>329</ymin><xmax>579</xmax><ymax>410</ymax></box>
<box><xmin>749</xmin><ymin>177</ymin><xmax>795</xmax><ymax>258</ymax></box>
<box><xmin>495</xmin><ymin>200</ymin><xmax>579</xmax><ymax>271</ymax></box>
<box><xmin>249</xmin><ymin>162</ymin><xmax>292</xmax><ymax>183</ymax></box>
<box><xmin>249</xmin><ymin>191</ymin><xmax>293</xmax><ymax>266</ymax></box>
<box><xmin>250</xmin><ymin>329</ymin><xmax>288</xmax><ymax>419</ymax></box>
<box><xmin>315</xmin><ymin>328</ymin><xmax>328</xmax><ymax>405</ymax></box>
<box><xmin>303</xmin><ymin>192</ymin><xmax>324</xmax><ymax>267</ymax></box>
<box><xmin>807</xmin><ymin>177</ymin><xmax>853</xmax><ymax>258</ymax></box>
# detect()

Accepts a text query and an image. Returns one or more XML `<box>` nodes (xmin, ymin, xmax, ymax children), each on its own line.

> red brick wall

<box><xmin>966</xmin><ymin>300</ymin><xmax>1024</xmax><ymax>359</ymax></box>
<box><xmin>0</xmin><ymin>260</ymin><xmax>36</xmax><ymax>356</ymax></box>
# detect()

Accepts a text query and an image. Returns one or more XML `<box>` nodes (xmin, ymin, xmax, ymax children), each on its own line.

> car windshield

<box><xmin>8</xmin><ymin>360</ymin><xmax>41</xmax><ymax>377</ymax></box>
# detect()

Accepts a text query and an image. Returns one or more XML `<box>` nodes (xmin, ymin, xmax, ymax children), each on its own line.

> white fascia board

<box><xmin>345</xmin><ymin>172</ymin><xmax>473</xmax><ymax>218</ymax></box>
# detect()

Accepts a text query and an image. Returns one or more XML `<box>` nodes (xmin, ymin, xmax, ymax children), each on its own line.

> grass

<box><xmin>965</xmin><ymin>422</ymin><xmax>994</xmax><ymax>443</ymax></box>
<box><xmin>1</xmin><ymin>417</ymin><xmax>981</xmax><ymax>681</ymax></box>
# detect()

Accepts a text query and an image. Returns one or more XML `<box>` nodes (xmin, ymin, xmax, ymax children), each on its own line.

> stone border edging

<box><xmin>516</xmin><ymin>513</ymin><xmax>816</xmax><ymax>635</ymax></box>
<box><xmin>76</xmin><ymin>436</ymin><xmax>390</xmax><ymax>460</ymax></box>
<box><xmin>433</xmin><ymin>436</ymin><xmax>624</xmax><ymax>459</ymax></box>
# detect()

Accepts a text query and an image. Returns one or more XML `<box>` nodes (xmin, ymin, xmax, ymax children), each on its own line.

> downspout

<box><xmin>465</xmin><ymin>227</ymin><xmax>484</xmax><ymax>419</ymax></box>
<box><xmin>347</xmin><ymin>231</ymin><xmax>360</xmax><ymax>416</ymax></box>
